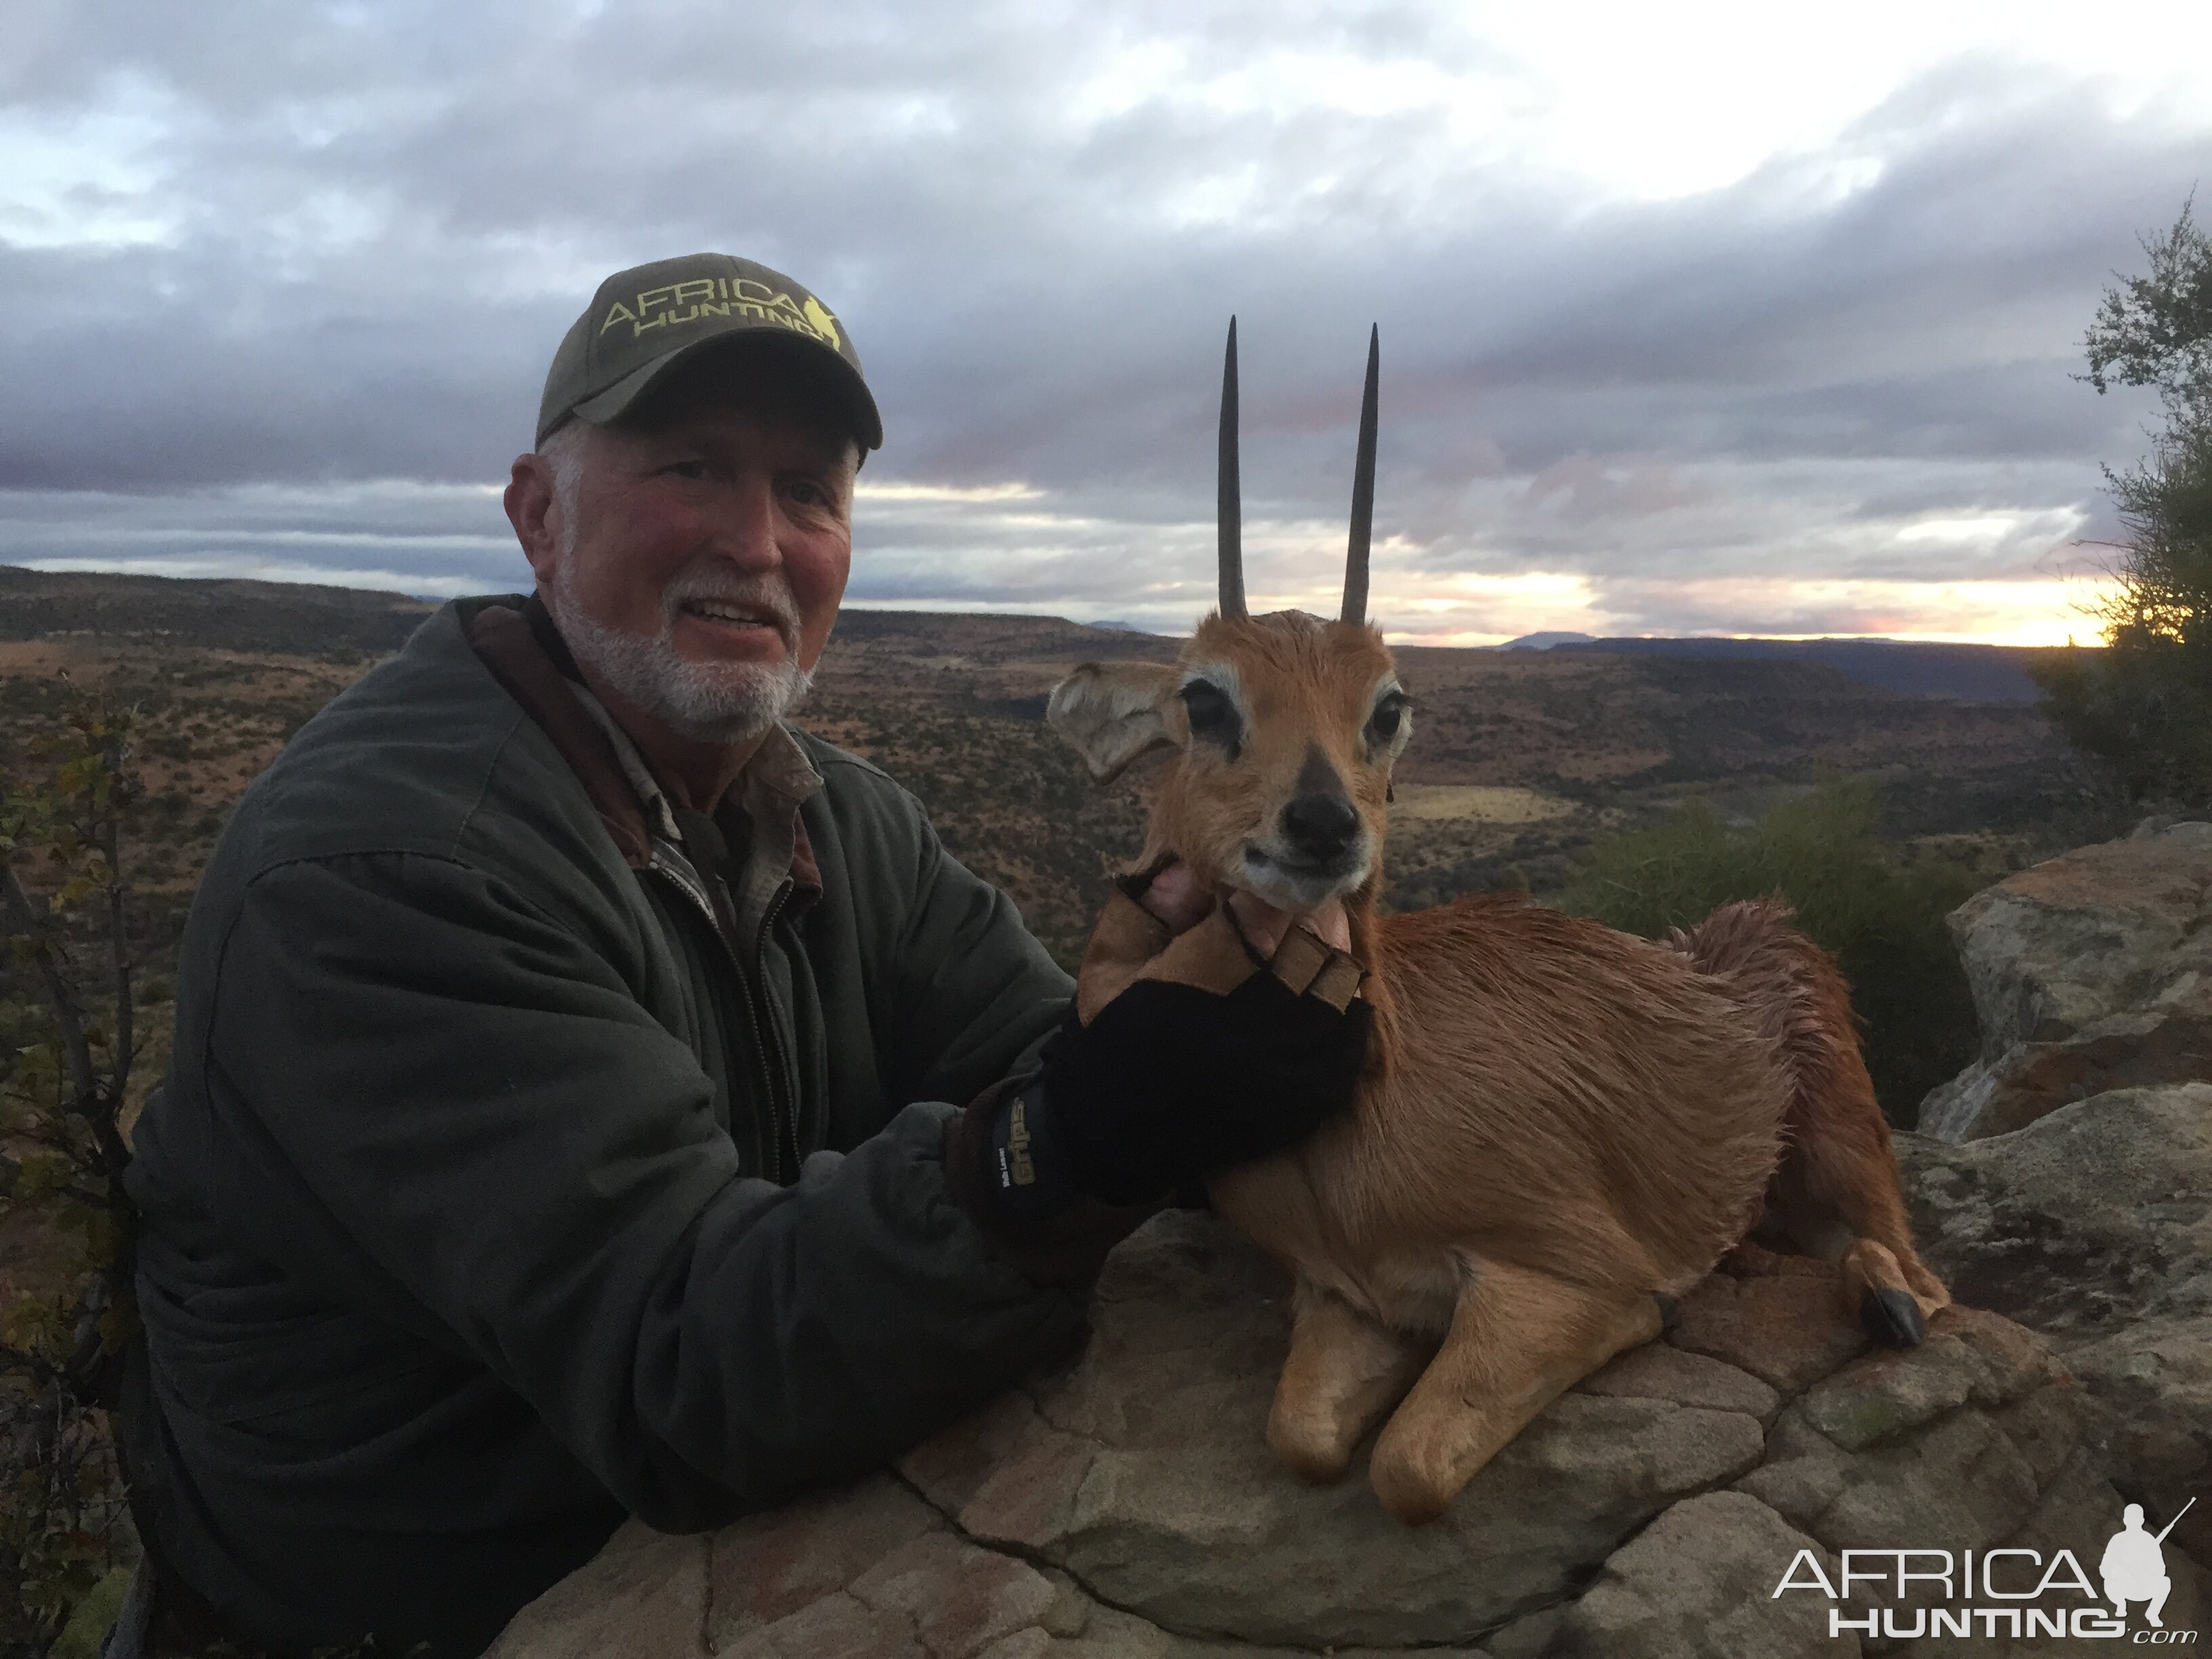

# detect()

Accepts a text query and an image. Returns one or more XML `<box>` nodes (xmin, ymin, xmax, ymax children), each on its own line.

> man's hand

<box><xmin>987</xmin><ymin>859</ymin><xmax>1372</xmax><ymax>1211</ymax></box>
<box><xmin>1134</xmin><ymin>859</ymin><xmax>1354</xmax><ymax>958</ymax></box>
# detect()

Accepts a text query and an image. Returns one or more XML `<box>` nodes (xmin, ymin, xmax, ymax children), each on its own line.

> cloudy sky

<box><xmin>5</xmin><ymin>1</ymin><xmax>2209</xmax><ymax>644</ymax></box>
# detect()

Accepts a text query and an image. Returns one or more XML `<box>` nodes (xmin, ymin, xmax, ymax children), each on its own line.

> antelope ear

<box><xmin>1047</xmin><ymin>661</ymin><xmax>1181</xmax><ymax>783</ymax></box>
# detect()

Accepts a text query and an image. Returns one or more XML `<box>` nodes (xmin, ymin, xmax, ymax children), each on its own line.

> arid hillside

<box><xmin>0</xmin><ymin>569</ymin><xmax>2085</xmax><ymax>969</ymax></box>
<box><xmin>0</xmin><ymin>571</ymin><xmax>2095</xmax><ymax>1309</ymax></box>
<box><xmin>795</xmin><ymin>611</ymin><xmax>2082</xmax><ymax>945</ymax></box>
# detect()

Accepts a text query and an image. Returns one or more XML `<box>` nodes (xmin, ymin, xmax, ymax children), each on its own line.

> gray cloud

<box><xmin>0</xmin><ymin>1</ymin><xmax>2204</xmax><ymax>639</ymax></box>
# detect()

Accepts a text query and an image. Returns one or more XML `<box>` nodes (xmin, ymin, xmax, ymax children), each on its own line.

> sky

<box><xmin>4</xmin><ymin>1</ymin><xmax>2210</xmax><ymax>645</ymax></box>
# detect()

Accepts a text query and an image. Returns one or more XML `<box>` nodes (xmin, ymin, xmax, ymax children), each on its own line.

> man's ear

<box><xmin>505</xmin><ymin>453</ymin><xmax>562</xmax><ymax>591</ymax></box>
<box><xmin>1047</xmin><ymin>661</ymin><xmax>1182</xmax><ymax>783</ymax></box>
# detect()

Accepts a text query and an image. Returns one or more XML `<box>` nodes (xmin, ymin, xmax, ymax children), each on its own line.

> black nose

<box><xmin>1281</xmin><ymin>792</ymin><xmax>1360</xmax><ymax>860</ymax></box>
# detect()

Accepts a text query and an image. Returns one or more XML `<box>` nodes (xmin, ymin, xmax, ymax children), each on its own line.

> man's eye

<box><xmin>665</xmin><ymin>458</ymin><xmax>710</xmax><ymax>480</ymax></box>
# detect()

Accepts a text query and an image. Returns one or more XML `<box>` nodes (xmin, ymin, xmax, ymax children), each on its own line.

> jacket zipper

<box><xmin>751</xmin><ymin>882</ymin><xmax>798</xmax><ymax>1182</ymax></box>
<box><xmin>647</xmin><ymin>842</ymin><xmax>801</xmax><ymax>1184</ymax></box>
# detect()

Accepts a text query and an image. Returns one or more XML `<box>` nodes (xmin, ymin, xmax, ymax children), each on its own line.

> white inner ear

<box><xmin>1046</xmin><ymin>661</ymin><xmax>1180</xmax><ymax>783</ymax></box>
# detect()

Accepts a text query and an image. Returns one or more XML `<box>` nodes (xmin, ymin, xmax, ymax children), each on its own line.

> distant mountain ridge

<box><xmin>0</xmin><ymin>567</ymin><xmax>1170</xmax><ymax>665</ymax></box>
<box><xmin>1523</xmin><ymin>634</ymin><xmax>2071</xmax><ymax>704</ymax></box>
<box><xmin>0</xmin><ymin>565</ymin><xmax>436</xmax><ymax>659</ymax></box>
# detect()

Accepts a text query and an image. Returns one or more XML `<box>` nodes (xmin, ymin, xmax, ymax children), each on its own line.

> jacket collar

<box><xmin>466</xmin><ymin>596</ymin><xmax>823</xmax><ymax>912</ymax></box>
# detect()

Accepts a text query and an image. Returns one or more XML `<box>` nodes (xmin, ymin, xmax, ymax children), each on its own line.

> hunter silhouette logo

<box><xmin>1772</xmin><ymin>1496</ymin><xmax>2200</xmax><ymax>1642</ymax></box>
<box><xmin>2104</xmin><ymin>1499</ymin><xmax>2194</xmax><ymax>1630</ymax></box>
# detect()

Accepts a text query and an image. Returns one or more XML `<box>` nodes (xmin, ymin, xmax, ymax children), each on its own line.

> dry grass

<box><xmin>1389</xmin><ymin>784</ymin><xmax>1576</xmax><ymax>824</ymax></box>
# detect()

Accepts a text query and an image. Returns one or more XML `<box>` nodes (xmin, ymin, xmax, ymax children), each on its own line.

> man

<box><xmin>119</xmin><ymin>254</ymin><xmax>1369</xmax><ymax>1657</ymax></box>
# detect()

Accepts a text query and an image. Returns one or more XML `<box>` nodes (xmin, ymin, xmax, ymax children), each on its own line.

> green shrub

<box><xmin>2032</xmin><ymin>628</ymin><xmax>2212</xmax><ymax>808</ymax></box>
<box><xmin>1555</xmin><ymin>777</ymin><xmax>1982</xmax><ymax>1126</ymax></box>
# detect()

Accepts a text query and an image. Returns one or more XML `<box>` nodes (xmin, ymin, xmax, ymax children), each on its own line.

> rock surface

<box><xmin>1900</xmin><ymin>1083</ymin><xmax>2212</xmax><ymax>1569</ymax></box>
<box><xmin>492</xmin><ymin>1216</ymin><xmax>2154</xmax><ymax>1659</ymax></box>
<box><xmin>1919</xmin><ymin>819</ymin><xmax>2212</xmax><ymax>1143</ymax></box>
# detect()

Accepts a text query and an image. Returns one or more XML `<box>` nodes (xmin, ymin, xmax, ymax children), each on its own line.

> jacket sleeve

<box><xmin>867</xmin><ymin>783</ymin><xmax>1076</xmax><ymax>1109</ymax></box>
<box><xmin>201</xmin><ymin>849</ymin><xmax>1089</xmax><ymax>1532</ymax></box>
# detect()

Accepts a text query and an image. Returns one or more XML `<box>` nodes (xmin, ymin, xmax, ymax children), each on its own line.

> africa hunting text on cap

<box><xmin>537</xmin><ymin>253</ymin><xmax>883</xmax><ymax>451</ymax></box>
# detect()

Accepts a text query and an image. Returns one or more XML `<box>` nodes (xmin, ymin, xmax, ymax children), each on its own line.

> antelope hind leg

<box><xmin>1772</xmin><ymin>1147</ymin><xmax>1950</xmax><ymax>1345</ymax></box>
<box><xmin>1368</xmin><ymin>1257</ymin><xmax>1662</xmax><ymax>1525</ymax></box>
<box><xmin>1841</xmin><ymin>1237</ymin><xmax>1948</xmax><ymax>1347</ymax></box>
<box><xmin>1267</xmin><ymin>1275</ymin><xmax>1429</xmax><ymax>1484</ymax></box>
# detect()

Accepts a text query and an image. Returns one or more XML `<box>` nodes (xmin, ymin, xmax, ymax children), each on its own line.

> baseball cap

<box><xmin>536</xmin><ymin>253</ymin><xmax>883</xmax><ymax>451</ymax></box>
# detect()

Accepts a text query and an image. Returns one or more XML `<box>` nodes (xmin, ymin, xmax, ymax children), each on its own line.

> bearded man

<box><xmin>116</xmin><ymin>254</ymin><xmax>1370</xmax><ymax>1658</ymax></box>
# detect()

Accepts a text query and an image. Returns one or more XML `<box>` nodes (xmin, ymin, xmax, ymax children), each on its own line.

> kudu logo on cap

<box><xmin>536</xmin><ymin>253</ymin><xmax>883</xmax><ymax>450</ymax></box>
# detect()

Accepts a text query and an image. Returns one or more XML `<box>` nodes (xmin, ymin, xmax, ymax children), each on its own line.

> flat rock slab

<box><xmin>1948</xmin><ymin>819</ymin><xmax>2212</xmax><ymax>1059</ymax></box>
<box><xmin>492</xmin><ymin>1212</ymin><xmax>2135</xmax><ymax>1659</ymax></box>
<box><xmin>1922</xmin><ymin>821</ymin><xmax>2212</xmax><ymax>1142</ymax></box>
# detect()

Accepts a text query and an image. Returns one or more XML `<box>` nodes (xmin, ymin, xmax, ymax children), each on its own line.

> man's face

<box><xmin>516</xmin><ymin>373</ymin><xmax>858</xmax><ymax>747</ymax></box>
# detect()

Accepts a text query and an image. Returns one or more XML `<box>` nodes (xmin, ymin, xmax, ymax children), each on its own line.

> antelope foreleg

<box><xmin>1368</xmin><ymin>1258</ymin><xmax>1661</xmax><ymax>1525</ymax></box>
<box><xmin>1267</xmin><ymin>1275</ymin><xmax>1429</xmax><ymax>1485</ymax></box>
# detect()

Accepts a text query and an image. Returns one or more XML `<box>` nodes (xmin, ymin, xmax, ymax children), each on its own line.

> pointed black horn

<box><xmin>1343</xmin><ymin>324</ymin><xmax>1379</xmax><ymax>626</ymax></box>
<box><xmin>1218</xmin><ymin>316</ymin><xmax>1246</xmax><ymax>620</ymax></box>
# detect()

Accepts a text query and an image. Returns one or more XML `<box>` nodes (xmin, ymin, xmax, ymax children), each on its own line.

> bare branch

<box><xmin>0</xmin><ymin>863</ymin><xmax>94</xmax><ymax>1105</ymax></box>
<box><xmin>99</xmin><ymin>796</ymin><xmax>133</xmax><ymax>1116</ymax></box>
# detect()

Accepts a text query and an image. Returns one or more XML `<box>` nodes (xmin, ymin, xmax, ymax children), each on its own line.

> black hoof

<box><xmin>1862</xmin><ymin>1286</ymin><xmax>1926</xmax><ymax>1348</ymax></box>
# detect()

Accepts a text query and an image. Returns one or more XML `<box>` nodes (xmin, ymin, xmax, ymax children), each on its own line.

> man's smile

<box><xmin>673</xmin><ymin>597</ymin><xmax>794</xmax><ymax>655</ymax></box>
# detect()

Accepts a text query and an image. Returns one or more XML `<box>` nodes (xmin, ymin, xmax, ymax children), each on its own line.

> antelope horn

<box><xmin>1218</xmin><ymin>316</ymin><xmax>1246</xmax><ymax>620</ymax></box>
<box><xmin>1343</xmin><ymin>323</ymin><xmax>1379</xmax><ymax>626</ymax></box>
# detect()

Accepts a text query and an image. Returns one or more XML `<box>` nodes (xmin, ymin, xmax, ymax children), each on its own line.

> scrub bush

<box><xmin>1</xmin><ymin>687</ymin><xmax>146</xmax><ymax>1656</ymax></box>
<box><xmin>1556</xmin><ymin>777</ymin><xmax>1982</xmax><ymax>1126</ymax></box>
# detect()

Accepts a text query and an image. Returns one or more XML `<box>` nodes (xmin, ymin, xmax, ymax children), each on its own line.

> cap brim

<box><xmin>568</xmin><ymin>330</ymin><xmax>884</xmax><ymax>451</ymax></box>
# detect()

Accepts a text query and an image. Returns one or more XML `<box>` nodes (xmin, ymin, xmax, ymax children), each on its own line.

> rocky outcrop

<box><xmin>1918</xmin><ymin>820</ymin><xmax>2212</xmax><ymax>1143</ymax></box>
<box><xmin>1896</xmin><ymin>819</ymin><xmax>2212</xmax><ymax>1572</ymax></box>
<box><xmin>1900</xmin><ymin>1084</ymin><xmax>2212</xmax><ymax>1570</ymax></box>
<box><xmin>493</xmin><ymin>1216</ymin><xmax>2174</xmax><ymax>1659</ymax></box>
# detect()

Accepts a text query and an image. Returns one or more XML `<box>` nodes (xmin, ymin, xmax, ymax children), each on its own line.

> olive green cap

<box><xmin>535</xmin><ymin>253</ymin><xmax>882</xmax><ymax>451</ymax></box>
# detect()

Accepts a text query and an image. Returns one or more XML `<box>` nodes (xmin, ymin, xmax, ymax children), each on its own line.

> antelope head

<box><xmin>1048</xmin><ymin>321</ymin><xmax>1412</xmax><ymax>917</ymax></box>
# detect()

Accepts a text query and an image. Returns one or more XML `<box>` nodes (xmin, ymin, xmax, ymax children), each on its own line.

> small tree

<box><xmin>0</xmin><ymin>687</ymin><xmax>146</xmax><ymax>1652</ymax></box>
<box><xmin>2040</xmin><ymin>198</ymin><xmax>2212</xmax><ymax>804</ymax></box>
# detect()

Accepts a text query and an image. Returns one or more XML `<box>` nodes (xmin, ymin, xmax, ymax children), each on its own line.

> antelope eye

<box><xmin>1179</xmin><ymin>680</ymin><xmax>1242</xmax><ymax>756</ymax></box>
<box><xmin>1368</xmin><ymin>693</ymin><xmax>1406</xmax><ymax>742</ymax></box>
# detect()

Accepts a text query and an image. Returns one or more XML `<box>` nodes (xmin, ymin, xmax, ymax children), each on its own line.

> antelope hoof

<box><xmin>1860</xmin><ymin>1286</ymin><xmax>1927</xmax><ymax>1348</ymax></box>
<box><xmin>1368</xmin><ymin>1452</ymin><xmax>1455</xmax><ymax>1527</ymax></box>
<box><xmin>1266</xmin><ymin>1415</ymin><xmax>1356</xmax><ymax>1486</ymax></box>
<box><xmin>1270</xmin><ymin>1437</ymin><xmax>1354</xmax><ymax>1487</ymax></box>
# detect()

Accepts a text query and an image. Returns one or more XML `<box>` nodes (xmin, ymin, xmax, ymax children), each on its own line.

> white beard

<box><xmin>548</xmin><ymin>568</ymin><xmax>814</xmax><ymax>746</ymax></box>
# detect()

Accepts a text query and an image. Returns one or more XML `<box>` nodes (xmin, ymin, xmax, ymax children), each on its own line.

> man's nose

<box><xmin>705</xmin><ymin>475</ymin><xmax>784</xmax><ymax>569</ymax></box>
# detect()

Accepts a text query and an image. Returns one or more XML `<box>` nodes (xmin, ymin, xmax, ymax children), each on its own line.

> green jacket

<box><xmin>121</xmin><ymin>595</ymin><xmax>1084</xmax><ymax>1656</ymax></box>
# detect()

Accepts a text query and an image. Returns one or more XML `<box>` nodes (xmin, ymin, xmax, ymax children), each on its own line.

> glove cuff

<box><xmin>986</xmin><ymin>1079</ymin><xmax>1078</xmax><ymax>1218</ymax></box>
<box><xmin>942</xmin><ymin>1074</ymin><xmax>1156</xmax><ymax>1286</ymax></box>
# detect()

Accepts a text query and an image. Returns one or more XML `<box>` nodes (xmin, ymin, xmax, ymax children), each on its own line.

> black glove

<box><xmin>985</xmin><ymin>895</ymin><xmax>1372</xmax><ymax>1212</ymax></box>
